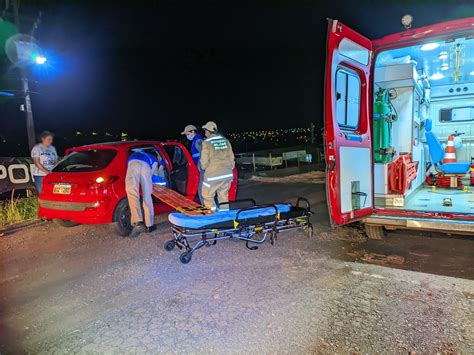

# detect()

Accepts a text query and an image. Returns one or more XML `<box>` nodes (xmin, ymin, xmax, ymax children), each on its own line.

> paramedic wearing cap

<box><xmin>181</xmin><ymin>124</ymin><xmax>204</xmax><ymax>165</ymax></box>
<box><xmin>181</xmin><ymin>124</ymin><xmax>205</xmax><ymax>202</ymax></box>
<box><xmin>126</xmin><ymin>150</ymin><xmax>163</xmax><ymax>237</ymax></box>
<box><xmin>200</xmin><ymin>121</ymin><xmax>235</xmax><ymax>211</ymax></box>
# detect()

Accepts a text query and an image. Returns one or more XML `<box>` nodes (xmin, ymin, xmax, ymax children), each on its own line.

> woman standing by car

<box><xmin>31</xmin><ymin>131</ymin><xmax>58</xmax><ymax>194</ymax></box>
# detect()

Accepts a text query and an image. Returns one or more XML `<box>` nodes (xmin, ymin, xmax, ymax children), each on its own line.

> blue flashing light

<box><xmin>30</xmin><ymin>49</ymin><xmax>65</xmax><ymax>80</ymax></box>
<box><xmin>34</xmin><ymin>55</ymin><xmax>47</xmax><ymax>65</ymax></box>
<box><xmin>0</xmin><ymin>91</ymin><xmax>15</xmax><ymax>97</ymax></box>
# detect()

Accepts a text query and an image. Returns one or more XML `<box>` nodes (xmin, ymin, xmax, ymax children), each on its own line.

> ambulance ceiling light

<box><xmin>438</xmin><ymin>51</ymin><xmax>448</xmax><ymax>60</ymax></box>
<box><xmin>401</xmin><ymin>14</ymin><xmax>413</xmax><ymax>29</ymax></box>
<box><xmin>421</xmin><ymin>42</ymin><xmax>440</xmax><ymax>51</ymax></box>
<box><xmin>430</xmin><ymin>72</ymin><xmax>444</xmax><ymax>80</ymax></box>
<box><xmin>441</xmin><ymin>63</ymin><xmax>449</xmax><ymax>71</ymax></box>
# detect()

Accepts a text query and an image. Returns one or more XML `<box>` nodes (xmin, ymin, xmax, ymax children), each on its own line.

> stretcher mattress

<box><xmin>169</xmin><ymin>204</ymin><xmax>292</xmax><ymax>230</ymax></box>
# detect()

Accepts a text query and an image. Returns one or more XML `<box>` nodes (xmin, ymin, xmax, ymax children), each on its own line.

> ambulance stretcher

<box><xmin>152</xmin><ymin>184</ymin><xmax>313</xmax><ymax>264</ymax></box>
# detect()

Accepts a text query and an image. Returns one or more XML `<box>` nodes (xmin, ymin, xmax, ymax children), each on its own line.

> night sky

<box><xmin>2</xmin><ymin>0</ymin><xmax>474</xmax><ymax>154</ymax></box>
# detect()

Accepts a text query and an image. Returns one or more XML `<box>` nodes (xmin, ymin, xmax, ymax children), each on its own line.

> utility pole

<box><xmin>12</xmin><ymin>0</ymin><xmax>41</xmax><ymax>150</ymax></box>
<box><xmin>21</xmin><ymin>75</ymin><xmax>35</xmax><ymax>150</ymax></box>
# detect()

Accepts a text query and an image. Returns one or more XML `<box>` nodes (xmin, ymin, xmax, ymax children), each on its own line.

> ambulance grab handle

<box><xmin>327</xmin><ymin>155</ymin><xmax>336</xmax><ymax>171</ymax></box>
<box><xmin>343</xmin><ymin>132</ymin><xmax>363</xmax><ymax>142</ymax></box>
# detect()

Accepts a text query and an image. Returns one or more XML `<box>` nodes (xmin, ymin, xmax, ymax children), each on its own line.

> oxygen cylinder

<box><xmin>373</xmin><ymin>89</ymin><xmax>397</xmax><ymax>163</ymax></box>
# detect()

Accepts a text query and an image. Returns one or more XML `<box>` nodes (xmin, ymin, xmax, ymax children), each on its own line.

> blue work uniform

<box><xmin>189</xmin><ymin>134</ymin><xmax>204</xmax><ymax>203</ymax></box>
<box><xmin>128</xmin><ymin>151</ymin><xmax>158</xmax><ymax>168</ymax></box>
<box><xmin>190</xmin><ymin>134</ymin><xmax>204</xmax><ymax>165</ymax></box>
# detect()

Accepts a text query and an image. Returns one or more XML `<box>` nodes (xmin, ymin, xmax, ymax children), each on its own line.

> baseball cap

<box><xmin>202</xmin><ymin>121</ymin><xmax>218</xmax><ymax>132</ymax></box>
<box><xmin>181</xmin><ymin>124</ymin><xmax>197</xmax><ymax>135</ymax></box>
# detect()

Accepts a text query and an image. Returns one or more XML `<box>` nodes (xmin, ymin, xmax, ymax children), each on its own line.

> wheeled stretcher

<box><xmin>164</xmin><ymin>198</ymin><xmax>313</xmax><ymax>264</ymax></box>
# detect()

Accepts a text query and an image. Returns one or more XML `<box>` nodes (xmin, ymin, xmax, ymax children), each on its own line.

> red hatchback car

<box><xmin>38</xmin><ymin>141</ymin><xmax>238</xmax><ymax>235</ymax></box>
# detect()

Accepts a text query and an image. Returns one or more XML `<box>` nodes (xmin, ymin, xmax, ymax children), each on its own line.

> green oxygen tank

<box><xmin>373</xmin><ymin>88</ymin><xmax>397</xmax><ymax>163</ymax></box>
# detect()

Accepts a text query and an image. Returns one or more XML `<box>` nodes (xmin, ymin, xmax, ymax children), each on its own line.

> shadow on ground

<box><xmin>238</xmin><ymin>180</ymin><xmax>474</xmax><ymax>280</ymax></box>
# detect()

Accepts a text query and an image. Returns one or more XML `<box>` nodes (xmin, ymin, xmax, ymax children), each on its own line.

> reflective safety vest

<box><xmin>200</xmin><ymin>135</ymin><xmax>235</xmax><ymax>183</ymax></box>
<box><xmin>190</xmin><ymin>134</ymin><xmax>203</xmax><ymax>165</ymax></box>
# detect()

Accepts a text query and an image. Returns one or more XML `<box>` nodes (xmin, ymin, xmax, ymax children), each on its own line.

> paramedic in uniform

<box><xmin>181</xmin><ymin>124</ymin><xmax>204</xmax><ymax>202</ymax></box>
<box><xmin>181</xmin><ymin>124</ymin><xmax>203</xmax><ymax>165</ymax></box>
<box><xmin>199</xmin><ymin>121</ymin><xmax>235</xmax><ymax>212</ymax></box>
<box><xmin>126</xmin><ymin>150</ymin><xmax>165</xmax><ymax>237</ymax></box>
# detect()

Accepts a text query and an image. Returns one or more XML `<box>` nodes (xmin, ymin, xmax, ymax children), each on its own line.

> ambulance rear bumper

<box><xmin>363</xmin><ymin>215</ymin><xmax>474</xmax><ymax>236</ymax></box>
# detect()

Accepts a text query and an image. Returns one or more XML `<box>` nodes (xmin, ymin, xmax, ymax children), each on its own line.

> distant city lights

<box><xmin>227</xmin><ymin>128</ymin><xmax>312</xmax><ymax>144</ymax></box>
<box><xmin>67</xmin><ymin>128</ymin><xmax>313</xmax><ymax>144</ymax></box>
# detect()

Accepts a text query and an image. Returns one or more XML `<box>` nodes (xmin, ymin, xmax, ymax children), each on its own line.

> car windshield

<box><xmin>53</xmin><ymin>149</ymin><xmax>118</xmax><ymax>172</ymax></box>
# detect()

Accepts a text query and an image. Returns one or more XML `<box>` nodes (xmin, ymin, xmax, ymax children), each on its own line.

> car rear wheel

<box><xmin>114</xmin><ymin>198</ymin><xmax>133</xmax><ymax>236</ymax></box>
<box><xmin>54</xmin><ymin>219</ymin><xmax>79</xmax><ymax>228</ymax></box>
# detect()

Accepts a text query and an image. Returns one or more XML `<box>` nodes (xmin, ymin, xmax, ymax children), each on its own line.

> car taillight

<box><xmin>88</xmin><ymin>175</ymin><xmax>119</xmax><ymax>190</ymax></box>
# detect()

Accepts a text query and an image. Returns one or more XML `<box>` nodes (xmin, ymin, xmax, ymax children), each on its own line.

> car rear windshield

<box><xmin>53</xmin><ymin>149</ymin><xmax>118</xmax><ymax>172</ymax></box>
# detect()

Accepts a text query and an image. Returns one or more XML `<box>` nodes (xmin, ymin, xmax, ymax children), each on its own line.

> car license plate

<box><xmin>53</xmin><ymin>184</ymin><xmax>71</xmax><ymax>195</ymax></box>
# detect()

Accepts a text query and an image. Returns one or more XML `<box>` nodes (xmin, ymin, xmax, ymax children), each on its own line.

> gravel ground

<box><xmin>0</xmin><ymin>181</ymin><xmax>473</xmax><ymax>354</ymax></box>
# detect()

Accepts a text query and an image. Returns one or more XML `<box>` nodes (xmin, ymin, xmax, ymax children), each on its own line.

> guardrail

<box><xmin>236</xmin><ymin>148</ymin><xmax>324</xmax><ymax>172</ymax></box>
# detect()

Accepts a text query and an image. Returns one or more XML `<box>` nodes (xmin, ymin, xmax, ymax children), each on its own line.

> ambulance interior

<box><xmin>373</xmin><ymin>37</ymin><xmax>474</xmax><ymax>214</ymax></box>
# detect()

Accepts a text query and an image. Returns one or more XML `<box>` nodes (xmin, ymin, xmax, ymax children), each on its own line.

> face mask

<box><xmin>186</xmin><ymin>135</ymin><xmax>194</xmax><ymax>141</ymax></box>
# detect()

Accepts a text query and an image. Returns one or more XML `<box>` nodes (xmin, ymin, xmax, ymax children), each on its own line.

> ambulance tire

<box><xmin>54</xmin><ymin>219</ymin><xmax>79</xmax><ymax>228</ymax></box>
<box><xmin>364</xmin><ymin>225</ymin><xmax>384</xmax><ymax>240</ymax></box>
<box><xmin>114</xmin><ymin>198</ymin><xmax>133</xmax><ymax>236</ymax></box>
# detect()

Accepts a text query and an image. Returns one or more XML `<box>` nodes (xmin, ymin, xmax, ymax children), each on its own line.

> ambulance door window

<box><xmin>339</xmin><ymin>38</ymin><xmax>370</xmax><ymax>65</ymax></box>
<box><xmin>335</xmin><ymin>68</ymin><xmax>361</xmax><ymax>130</ymax></box>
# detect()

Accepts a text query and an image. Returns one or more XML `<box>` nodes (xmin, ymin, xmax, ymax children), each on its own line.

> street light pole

<box><xmin>21</xmin><ymin>75</ymin><xmax>36</xmax><ymax>150</ymax></box>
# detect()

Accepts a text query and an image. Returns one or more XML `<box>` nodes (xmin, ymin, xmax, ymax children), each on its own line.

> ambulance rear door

<box><xmin>324</xmin><ymin>19</ymin><xmax>374</xmax><ymax>226</ymax></box>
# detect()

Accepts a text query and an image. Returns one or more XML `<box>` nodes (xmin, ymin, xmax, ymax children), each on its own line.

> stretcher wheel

<box><xmin>164</xmin><ymin>240</ymin><xmax>176</xmax><ymax>251</ymax></box>
<box><xmin>180</xmin><ymin>251</ymin><xmax>192</xmax><ymax>264</ymax></box>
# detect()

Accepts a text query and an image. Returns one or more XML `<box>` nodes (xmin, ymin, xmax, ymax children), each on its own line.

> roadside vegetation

<box><xmin>0</xmin><ymin>196</ymin><xmax>38</xmax><ymax>228</ymax></box>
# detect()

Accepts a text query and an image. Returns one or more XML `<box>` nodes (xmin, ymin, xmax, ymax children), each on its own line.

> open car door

<box><xmin>160</xmin><ymin>142</ymin><xmax>199</xmax><ymax>199</ymax></box>
<box><xmin>325</xmin><ymin>19</ymin><xmax>373</xmax><ymax>225</ymax></box>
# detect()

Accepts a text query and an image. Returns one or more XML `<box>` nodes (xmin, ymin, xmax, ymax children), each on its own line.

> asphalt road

<box><xmin>0</xmin><ymin>179</ymin><xmax>473</xmax><ymax>353</ymax></box>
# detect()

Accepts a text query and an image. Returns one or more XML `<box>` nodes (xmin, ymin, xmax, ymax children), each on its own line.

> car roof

<box><xmin>72</xmin><ymin>140</ymin><xmax>168</xmax><ymax>151</ymax></box>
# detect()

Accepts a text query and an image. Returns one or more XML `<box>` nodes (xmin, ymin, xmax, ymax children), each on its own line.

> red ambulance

<box><xmin>325</xmin><ymin>17</ymin><xmax>474</xmax><ymax>238</ymax></box>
